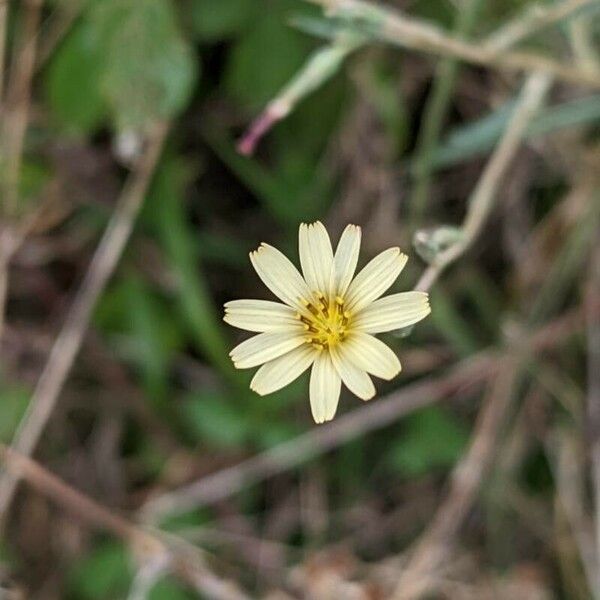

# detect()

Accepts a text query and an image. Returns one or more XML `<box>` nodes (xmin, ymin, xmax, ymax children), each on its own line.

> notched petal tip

<box><xmin>312</xmin><ymin>412</ymin><xmax>333</xmax><ymax>425</ymax></box>
<box><xmin>380</xmin><ymin>365</ymin><xmax>401</xmax><ymax>381</ymax></box>
<box><xmin>259</xmin><ymin>242</ymin><xmax>274</xmax><ymax>251</ymax></box>
<box><xmin>249</xmin><ymin>383</ymin><xmax>267</xmax><ymax>396</ymax></box>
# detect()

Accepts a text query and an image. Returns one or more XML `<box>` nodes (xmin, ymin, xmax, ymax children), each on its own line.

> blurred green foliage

<box><xmin>68</xmin><ymin>541</ymin><xmax>130</xmax><ymax>599</ymax></box>
<box><xmin>47</xmin><ymin>0</ymin><xmax>196</xmax><ymax>132</ymax></box>
<box><xmin>4</xmin><ymin>0</ymin><xmax>597</xmax><ymax>595</ymax></box>
<box><xmin>388</xmin><ymin>407</ymin><xmax>469</xmax><ymax>476</ymax></box>
<box><xmin>0</xmin><ymin>385</ymin><xmax>29</xmax><ymax>443</ymax></box>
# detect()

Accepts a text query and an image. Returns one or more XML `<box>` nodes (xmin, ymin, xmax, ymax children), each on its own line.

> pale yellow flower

<box><xmin>224</xmin><ymin>222</ymin><xmax>431</xmax><ymax>423</ymax></box>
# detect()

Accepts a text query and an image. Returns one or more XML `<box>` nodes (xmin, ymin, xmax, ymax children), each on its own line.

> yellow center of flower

<box><xmin>298</xmin><ymin>292</ymin><xmax>351</xmax><ymax>349</ymax></box>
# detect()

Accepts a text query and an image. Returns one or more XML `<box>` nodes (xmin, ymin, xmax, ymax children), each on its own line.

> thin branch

<box><xmin>0</xmin><ymin>443</ymin><xmax>251</xmax><ymax>600</ymax></box>
<box><xmin>484</xmin><ymin>0</ymin><xmax>596</xmax><ymax>52</ymax></box>
<box><xmin>36</xmin><ymin>0</ymin><xmax>84</xmax><ymax>69</ymax></box>
<box><xmin>127</xmin><ymin>555</ymin><xmax>171</xmax><ymax>600</ymax></box>
<box><xmin>552</xmin><ymin>430</ymin><xmax>600</xmax><ymax>598</ymax></box>
<box><xmin>0</xmin><ymin>0</ymin><xmax>8</xmax><ymax>105</ymax></box>
<box><xmin>408</xmin><ymin>0</ymin><xmax>485</xmax><ymax>225</ymax></box>
<box><xmin>587</xmin><ymin>226</ymin><xmax>600</xmax><ymax>592</ymax></box>
<box><xmin>0</xmin><ymin>443</ymin><xmax>152</xmax><ymax>545</ymax></box>
<box><xmin>391</xmin><ymin>359</ymin><xmax>521</xmax><ymax>599</ymax></box>
<box><xmin>569</xmin><ymin>15</ymin><xmax>600</xmax><ymax>76</ymax></box>
<box><xmin>415</xmin><ymin>71</ymin><xmax>552</xmax><ymax>292</ymax></box>
<box><xmin>0</xmin><ymin>121</ymin><xmax>169</xmax><ymax>523</ymax></box>
<box><xmin>140</xmin><ymin>304</ymin><xmax>587</xmax><ymax>524</ymax></box>
<box><xmin>0</xmin><ymin>197</ymin><xmax>69</xmax><ymax>340</ymax></box>
<box><xmin>1</xmin><ymin>0</ymin><xmax>43</xmax><ymax>215</ymax></box>
<box><xmin>305</xmin><ymin>0</ymin><xmax>600</xmax><ymax>88</ymax></box>
<box><xmin>141</xmin><ymin>354</ymin><xmax>497</xmax><ymax>523</ymax></box>
<box><xmin>0</xmin><ymin>228</ymin><xmax>24</xmax><ymax>341</ymax></box>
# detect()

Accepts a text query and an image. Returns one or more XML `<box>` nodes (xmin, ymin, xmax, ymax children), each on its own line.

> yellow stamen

<box><xmin>300</xmin><ymin>294</ymin><xmax>351</xmax><ymax>349</ymax></box>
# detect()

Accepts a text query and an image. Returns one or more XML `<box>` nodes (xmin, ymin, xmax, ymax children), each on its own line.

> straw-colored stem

<box><xmin>0</xmin><ymin>121</ymin><xmax>169</xmax><ymax>523</ymax></box>
<box><xmin>416</xmin><ymin>72</ymin><xmax>553</xmax><ymax>292</ymax></box>
<box><xmin>484</xmin><ymin>0</ymin><xmax>596</xmax><ymax>52</ymax></box>
<box><xmin>1</xmin><ymin>0</ymin><xmax>43</xmax><ymax>216</ymax></box>
<box><xmin>0</xmin><ymin>0</ymin><xmax>8</xmax><ymax>105</ymax></box>
<box><xmin>409</xmin><ymin>0</ymin><xmax>485</xmax><ymax>226</ymax></box>
<box><xmin>305</xmin><ymin>0</ymin><xmax>600</xmax><ymax>88</ymax></box>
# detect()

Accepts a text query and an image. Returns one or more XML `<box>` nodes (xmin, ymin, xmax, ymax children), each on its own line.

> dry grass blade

<box><xmin>0</xmin><ymin>0</ymin><xmax>7</xmax><ymax>103</ymax></box>
<box><xmin>142</xmin><ymin>354</ymin><xmax>496</xmax><ymax>522</ymax></box>
<box><xmin>0</xmin><ymin>443</ymin><xmax>251</xmax><ymax>600</ymax></box>
<box><xmin>141</xmin><ymin>304</ymin><xmax>588</xmax><ymax>524</ymax></box>
<box><xmin>484</xmin><ymin>0</ymin><xmax>597</xmax><ymax>52</ymax></box>
<box><xmin>587</xmin><ymin>227</ymin><xmax>600</xmax><ymax>590</ymax></box>
<box><xmin>1</xmin><ymin>0</ymin><xmax>43</xmax><ymax>215</ymax></box>
<box><xmin>0</xmin><ymin>121</ymin><xmax>169</xmax><ymax>524</ymax></box>
<box><xmin>392</xmin><ymin>359</ymin><xmax>521</xmax><ymax>599</ymax></box>
<box><xmin>416</xmin><ymin>71</ymin><xmax>553</xmax><ymax>292</ymax></box>
<box><xmin>305</xmin><ymin>0</ymin><xmax>600</xmax><ymax>87</ymax></box>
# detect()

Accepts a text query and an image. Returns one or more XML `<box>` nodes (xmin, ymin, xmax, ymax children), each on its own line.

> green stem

<box><xmin>408</xmin><ymin>0</ymin><xmax>485</xmax><ymax>227</ymax></box>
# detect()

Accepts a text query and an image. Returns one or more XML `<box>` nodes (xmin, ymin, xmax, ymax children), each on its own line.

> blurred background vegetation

<box><xmin>0</xmin><ymin>0</ymin><xmax>599</xmax><ymax>598</ymax></box>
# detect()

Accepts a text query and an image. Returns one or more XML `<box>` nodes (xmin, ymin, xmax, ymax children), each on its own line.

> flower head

<box><xmin>224</xmin><ymin>222</ymin><xmax>431</xmax><ymax>423</ymax></box>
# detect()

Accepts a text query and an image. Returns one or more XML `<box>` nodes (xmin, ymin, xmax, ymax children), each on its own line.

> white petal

<box><xmin>251</xmin><ymin>345</ymin><xmax>318</xmax><ymax>396</ymax></box>
<box><xmin>332</xmin><ymin>224</ymin><xmax>361</xmax><ymax>297</ymax></box>
<box><xmin>345</xmin><ymin>248</ymin><xmax>408</xmax><ymax>313</ymax></box>
<box><xmin>341</xmin><ymin>332</ymin><xmax>401</xmax><ymax>380</ymax></box>
<box><xmin>329</xmin><ymin>345</ymin><xmax>375</xmax><ymax>401</ymax></box>
<box><xmin>230</xmin><ymin>332</ymin><xmax>305</xmax><ymax>369</ymax></box>
<box><xmin>309</xmin><ymin>351</ymin><xmax>341</xmax><ymax>424</ymax></box>
<box><xmin>353</xmin><ymin>291</ymin><xmax>431</xmax><ymax>333</ymax></box>
<box><xmin>250</xmin><ymin>243</ymin><xmax>312</xmax><ymax>310</ymax></box>
<box><xmin>224</xmin><ymin>299</ymin><xmax>302</xmax><ymax>332</ymax></box>
<box><xmin>299</xmin><ymin>222</ymin><xmax>334</xmax><ymax>295</ymax></box>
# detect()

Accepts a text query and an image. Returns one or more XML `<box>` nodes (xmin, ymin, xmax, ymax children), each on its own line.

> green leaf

<box><xmin>18</xmin><ymin>160</ymin><xmax>51</xmax><ymax>207</ymax></box>
<box><xmin>0</xmin><ymin>385</ymin><xmax>29</xmax><ymax>443</ymax></box>
<box><xmin>388</xmin><ymin>407</ymin><xmax>469</xmax><ymax>477</ymax></box>
<box><xmin>429</xmin><ymin>288</ymin><xmax>481</xmax><ymax>356</ymax></box>
<box><xmin>420</xmin><ymin>95</ymin><xmax>600</xmax><ymax>172</ymax></box>
<box><xmin>146</xmin><ymin>158</ymin><xmax>237</xmax><ymax>382</ymax></box>
<box><xmin>149</xmin><ymin>577</ymin><xmax>194</xmax><ymax>600</ymax></box>
<box><xmin>123</xmin><ymin>277</ymin><xmax>179</xmax><ymax>402</ymax></box>
<box><xmin>225</xmin><ymin>10</ymin><xmax>308</xmax><ymax>108</ymax></box>
<box><xmin>190</xmin><ymin>0</ymin><xmax>255</xmax><ymax>40</ymax></box>
<box><xmin>45</xmin><ymin>18</ymin><xmax>107</xmax><ymax>133</ymax></box>
<box><xmin>92</xmin><ymin>0</ymin><xmax>197</xmax><ymax>129</ymax></box>
<box><xmin>181</xmin><ymin>392</ymin><xmax>250</xmax><ymax>448</ymax></box>
<box><xmin>68</xmin><ymin>541</ymin><xmax>131</xmax><ymax>599</ymax></box>
<box><xmin>202</xmin><ymin>126</ymin><xmax>334</xmax><ymax>225</ymax></box>
<box><xmin>94</xmin><ymin>277</ymin><xmax>183</xmax><ymax>403</ymax></box>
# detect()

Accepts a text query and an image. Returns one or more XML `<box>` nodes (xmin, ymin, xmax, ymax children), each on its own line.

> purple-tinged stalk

<box><xmin>237</xmin><ymin>35</ymin><xmax>362</xmax><ymax>156</ymax></box>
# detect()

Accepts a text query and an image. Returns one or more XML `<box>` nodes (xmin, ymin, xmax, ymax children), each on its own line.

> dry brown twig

<box><xmin>569</xmin><ymin>15</ymin><xmax>600</xmax><ymax>75</ymax></box>
<box><xmin>141</xmin><ymin>354</ymin><xmax>496</xmax><ymax>522</ymax></box>
<box><xmin>551</xmin><ymin>430</ymin><xmax>600</xmax><ymax>598</ymax></box>
<box><xmin>587</xmin><ymin>225</ymin><xmax>600</xmax><ymax>592</ymax></box>
<box><xmin>36</xmin><ymin>0</ymin><xmax>85</xmax><ymax>69</ymax></box>
<box><xmin>0</xmin><ymin>443</ymin><xmax>251</xmax><ymax>600</ymax></box>
<box><xmin>139</xmin><ymin>303</ymin><xmax>588</xmax><ymax>525</ymax></box>
<box><xmin>483</xmin><ymin>0</ymin><xmax>596</xmax><ymax>52</ymax></box>
<box><xmin>392</xmin><ymin>359</ymin><xmax>521</xmax><ymax>599</ymax></box>
<box><xmin>0</xmin><ymin>121</ymin><xmax>170</xmax><ymax>524</ymax></box>
<box><xmin>305</xmin><ymin>0</ymin><xmax>600</xmax><ymax>88</ymax></box>
<box><xmin>389</xmin><ymin>71</ymin><xmax>553</xmax><ymax>598</ymax></box>
<box><xmin>0</xmin><ymin>0</ymin><xmax>7</xmax><ymax>104</ymax></box>
<box><xmin>415</xmin><ymin>71</ymin><xmax>553</xmax><ymax>292</ymax></box>
<box><xmin>1</xmin><ymin>0</ymin><xmax>43</xmax><ymax>215</ymax></box>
